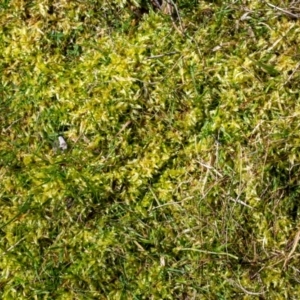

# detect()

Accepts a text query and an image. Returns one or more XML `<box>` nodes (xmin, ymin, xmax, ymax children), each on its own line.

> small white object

<box><xmin>58</xmin><ymin>136</ymin><xmax>68</xmax><ymax>150</ymax></box>
<box><xmin>212</xmin><ymin>45</ymin><xmax>222</xmax><ymax>52</ymax></box>
<box><xmin>240</xmin><ymin>12</ymin><xmax>252</xmax><ymax>21</ymax></box>
<box><xmin>160</xmin><ymin>256</ymin><xmax>165</xmax><ymax>267</ymax></box>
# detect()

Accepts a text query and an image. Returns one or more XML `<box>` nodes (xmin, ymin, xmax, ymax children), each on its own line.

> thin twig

<box><xmin>284</xmin><ymin>62</ymin><xmax>300</xmax><ymax>85</ymax></box>
<box><xmin>152</xmin><ymin>196</ymin><xmax>193</xmax><ymax>210</ymax></box>
<box><xmin>116</xmin><ymin>121</ymin><xmax>131</xmax><ymax>136</ymax></box>
<box><xmin>1</xmin><ymin>237</ymin><xmax>26</xmax><ymax>256</ymax></box>
<box><xmin>177</xmin><ymin>247</ymin><xmax>239</xmax><ymax>260</ymax></box>
<box><xmin>265</xmin><ymin>2</ymin><xmax>300</xmax><ymax>19</ymax></box>
<box><xmin>167</xmin><ymin>0</ymin><xmax>185</xmax><ymax>34</ymax></box>
<box><xmin>152</xmin><ymin>0</ymin><xmax>162</xmax><ymax>10</ymax></box>
<box><xmin>229</xmin><ymin>197</ymin><xmax>253</xmax><ymax>209</ymax></box>
<box><xmin>196</xmin><ymin>159</ymin><xmax>223</xmax><ymax>178</ymax></box>
<box><xmin>146</xmin><ymin>51</ymin><xmax>179</xmax><ymax>59</ymax></box>
<box><xmin>3</xmin><ymin>118</ymin><xmax>22</xmax><ymax>132</ymax></box>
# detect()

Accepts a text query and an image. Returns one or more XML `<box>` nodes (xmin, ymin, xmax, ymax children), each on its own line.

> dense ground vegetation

<box><xmin>1</xmin><ymin>0</ymin><xmax>300</xmax><ymax>298</ymax></box>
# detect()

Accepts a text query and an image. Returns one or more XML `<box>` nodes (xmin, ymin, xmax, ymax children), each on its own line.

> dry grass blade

<box><xmin>265</xmin><ymin>1</ymin><xmax>300</xmax><ymax>19</ymax></box>
<box><xmin>226</xmin><ymin>278</ymin><xmax>265</xmax><ymax>296</ymax></box>
<box><xmin>284</xmin><ymin>228</ymin><xmax>300</xmax><ymax>268</ymax></box>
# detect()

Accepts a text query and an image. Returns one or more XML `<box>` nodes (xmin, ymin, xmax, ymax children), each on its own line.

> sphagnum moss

<box><xmin>1</xmin><ymin>0</ymin><xmax>300</xmax><ymax>298</ymax></box>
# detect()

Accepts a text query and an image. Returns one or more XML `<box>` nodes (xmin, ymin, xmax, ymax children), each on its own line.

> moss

<box><xmin>1</xmin><ymin>0</ymin><xmax>300</xmax><ymax>298</ymax></box>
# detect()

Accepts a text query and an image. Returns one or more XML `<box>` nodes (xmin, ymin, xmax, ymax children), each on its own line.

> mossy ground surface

<box><xmin>1</xmin><ymin>0</ymin><xmax>300</xmax><ymax>299</ymax></box>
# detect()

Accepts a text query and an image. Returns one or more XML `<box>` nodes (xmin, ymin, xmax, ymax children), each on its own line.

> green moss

<box><xmin>1</xmin><ymin>0</ymin><xmax>300</xmax><ymax>298</ymax></box>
